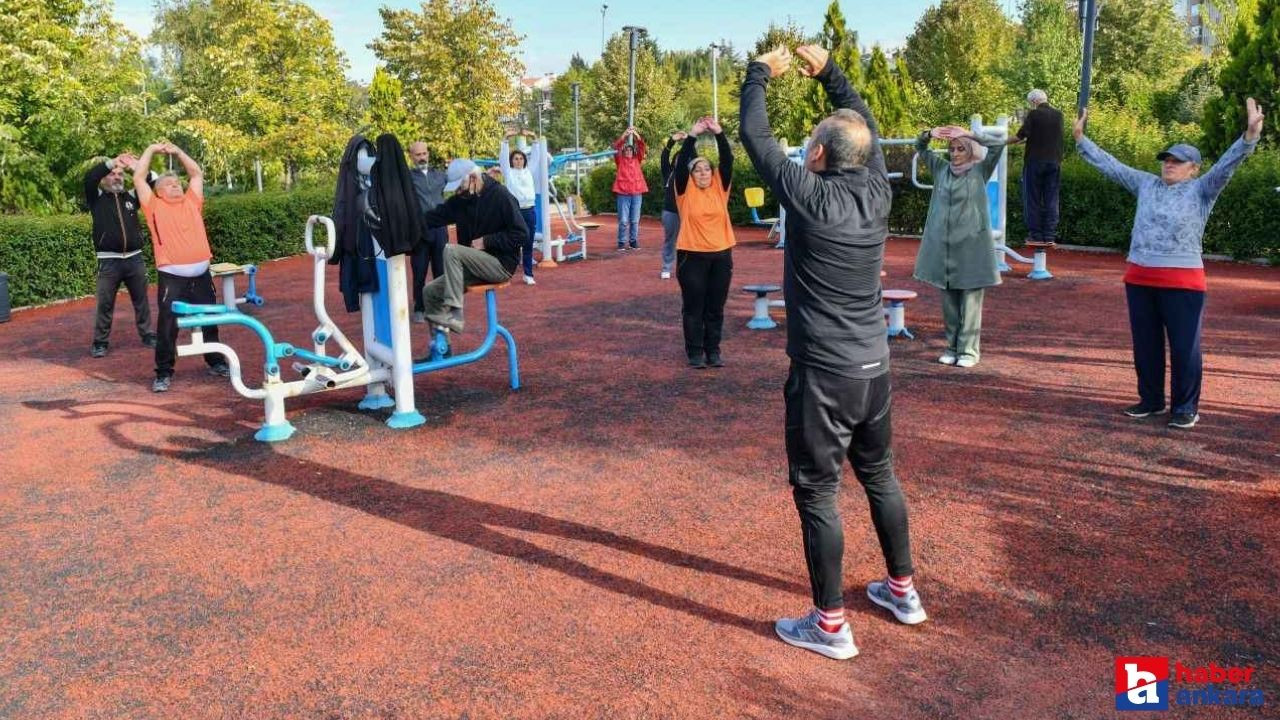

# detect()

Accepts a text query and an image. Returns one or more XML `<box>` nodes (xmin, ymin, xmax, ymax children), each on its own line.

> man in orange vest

<box><xmin>133</xmin><ymin>142</ymin><xmax>230</xmax><ymax>393</ymax></box>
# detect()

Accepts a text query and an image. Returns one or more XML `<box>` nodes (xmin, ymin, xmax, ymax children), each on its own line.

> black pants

<box><xmin>156</xmin><ymin>270</ymin><xmax>222</xmax><ymax>378</ymax></box>
<box><xmin>1125</xmin><ymin>283</ymin><xmax>1205</xmax><ymax>415</ymax></box>
<box><xmin>93</xmin><ymin>255</ymin><xmax>152</xmax><ymax>345</ymax></box>
<box><xmin>412</xmin><ymin>227</ymin><xmax>449</xmax><ymax>312</ymax></box>
<box><xmin>676</xmin><ymin>248</ymin><xmax>733</xmax><ymax>360</ymax></box>
<box><xmin>785</xmin><ymin>363</ymin><xmax>914</xmax><ymax>610</ymax></box>
<box><xmin>1022</xmin><ymin>159</ymin><xmax>1061</xmax><ymax>240</ymax></box>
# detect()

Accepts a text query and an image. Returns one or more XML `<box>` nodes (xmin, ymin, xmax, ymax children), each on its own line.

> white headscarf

<box><xmin>949</xmin><ymin>136</ymin><xmax>988</xmax><ymax>176</ymax></box>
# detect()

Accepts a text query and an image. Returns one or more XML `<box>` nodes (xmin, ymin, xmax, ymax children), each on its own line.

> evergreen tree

<box><xmin>1202</xmin><ymin>0</ymin><xmax>1279</xmax><ymax>152</ymax></box>
<box><xmin>864</xmin><ymin>45</ymin><xmax>910</xmax><ymax>136</ymax></box>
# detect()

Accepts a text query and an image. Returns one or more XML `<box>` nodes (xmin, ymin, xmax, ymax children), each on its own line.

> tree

<box><xmin>583</xmin><ymin>33</ymin><xmax>681</xmax><ymax>151</ymax></box>
<box><xmin>370</xmin><ymin>0</ymin><xmax>524</xmax><ymax>160</ymax></box>
<box><xmin>0</xmin><ymin>0</ymin><xmax>160</xmax><ymax>212</ymax></box>
<box><xmin>544</xmin><ymin>67</ymin><xmax>593</xmax><ymax>152</ymax></box>
<box><xmin>749</xmin><ymin>21</ymin><xmax>822</xmax><ymax>146</ymax></box>
<box><xmin>863</xmin><ymin>45</ymin><xmax>911</xmax><ymax>137</ymax></box>
<box><xmin>1002</xmin><ymin>0</ymin><xmax>1083</xmax><ymax>113</ymax></box>
<box><xmin>895</xmin><ymin>55</ymin><xmax>923</xmax><ymax>130</ymax></box>
<box><xmin>366</xmin><ymin>66</ymin><xmax>419</xmax><ymax>143</ymax></box>
<box><xmin>1203</xmin><ymin>0</ymin><xmax>1280</xmax><ymax>152</ymax></box>
<box><xmin>152</xmin><ymin>0</ymin><xmax>354</xmax><ymax>188</ymax></box>
<box><xmin>903</xmin><ymin>0</ymin><xmax>1017</xmax><ymax>125</ymax></box>
<box><xmin>1092</xmin><ymin>0</ymin><xmax>1197</xmax><ymax>107</ymax></box>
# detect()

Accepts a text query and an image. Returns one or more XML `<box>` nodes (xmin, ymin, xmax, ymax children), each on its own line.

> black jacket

<box><xmin>84</xmin><ymin>161</ymin><xmax>149</xmax><ymax>256</ymax></box>
<box><xmin>1016</xmin><ymin>103</ymin><xmax>1065</xmax><ymax>163</ymax></box>
<box><xmin>423</xmin><ymin>175</ymin><xmax>526</xmax><ymax>275</ymax></box>
<box><xmin>660</xmin><ymin>138</ymin><xmax>679</xmax><ymax>213</ymax></box>
<box><xmin>739</xmin><ymin>58</ymin><xmax>892</xmax><ymax>378</ymax></box>
<box><xmin>674</xmin><ymin>131</ymin><xmax>733</xmax><ymax>196</ymax></box>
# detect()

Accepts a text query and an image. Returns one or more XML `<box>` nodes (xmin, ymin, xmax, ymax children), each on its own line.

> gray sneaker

<box><xmin>152</xmin><ymin>376</ymin><xmax>171</xmax><ymax>393</ymax></box>
<box><xmin>867</xmin><ymin>580</ymin><xmax>928</xmax><ymax>625</ymax></box>
<box><xmin>774</xmin><ymin>609</ymin><xmax>859</xmax><ymax>660</ymax></box>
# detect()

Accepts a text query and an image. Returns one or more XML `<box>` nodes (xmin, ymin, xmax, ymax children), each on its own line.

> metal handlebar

<box><xmin>305</xmin><ymin>215</ymin><xmax>336</xmax><ymax>259</ymax></box>
<box><xmin>911</xmin><ymin>153</ymin><xmax>933</xmax><ymax>190</ymax></box>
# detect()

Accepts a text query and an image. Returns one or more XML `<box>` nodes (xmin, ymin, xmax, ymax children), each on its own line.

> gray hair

<box><xmin>811</xmin><ymin>109</ymin><xmax>871</xmax><ymax>169</ymax></box>
<box><xmin>1027</xmin><ymin>89</ymin><xmax>1048</xmax><ymax>105</ymax></box>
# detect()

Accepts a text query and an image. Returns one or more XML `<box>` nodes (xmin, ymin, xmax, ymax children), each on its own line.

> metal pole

<box><xmin>600</xmin><ymin>4</ymin><xmax>608</xmax><ymax>56</ymax></box>
<box><xmin>710</xmin><ymin>44</ymin><xmax>720</xmax><ymax>122</ymax></box>
<box><xmin>1077</xmin><ymin>0</ymin><xmax>1099</xmax><ymax>119</ymax></box>
<box><xmin>622</xmin><ymin>26</ymin><xmax>646</xmax><ymax>149</ymax></box>
<box><xmin>572</xmin><ymin>82</ymin><xmax>582</xmax><ymax>196</ymax></box>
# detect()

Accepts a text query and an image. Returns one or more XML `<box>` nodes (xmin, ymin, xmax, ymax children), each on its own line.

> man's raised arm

<box><xmin>738</xmin><ymin>47</ymin><xmax>819</xmax><ymax>207</ymax></box>
<box><xmin>796</xmin><ymin>44</ymin><xmax>886</xmax><ymax>180</ymax></box>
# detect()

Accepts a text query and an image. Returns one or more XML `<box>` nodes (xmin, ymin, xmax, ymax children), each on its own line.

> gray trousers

<box><xmin>941</xmin><ymin>288</ymin><xmax>985</xmax><ymax>360</ymax></box>
<box><xmin>422</xmin><ymin>243</ymin><xmax>511</xmax><ymax>330</ymax></box>
<box><xmin>660</xmin><ymin>210</ymin><xmax>680</xmax><ymax>272</ymax></box>
<box><xmin>94</xmin><ymin>255</ymin><xmax>152</xmax><ymax>346</ymax></box>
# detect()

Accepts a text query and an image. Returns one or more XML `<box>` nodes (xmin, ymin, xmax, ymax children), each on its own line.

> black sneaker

<box><xmin>706</xmin><ymin>352</ymin><xmax>723</xmax><ymax>368</ymax></box>
<box><xmin>208</xmin><ymin>363</ymin><xmax>231</xmax><ymax>378</ymax></box>
<box><xmin>152</xmin><ymin>376</ymin><xmax>171</xmax><ymax>393</ymax></box>
<box><xmin>141</xmin><ymin>333</ymin><xmax>158</xmax><ymax>348</ymax></box>
<box><xmin>688</xmin><ymin>355</ymin><xmax>707</xmax><ymax>369</ymax></box>
<box><xmin>1123</xmin><ymin>402</ymin><xmax>1166</xmax><ymax>418</ymax></box>
<box><xmin>90</xmin><ymin>343</ymin><xmax>108</xmax><ymax>358</ymax></box>
<box><xmin>629</xmin><ymin>244</ymin><xmax>640</xmax><ymax>251</ymax></box>
<box><xmin>1168</xmin><ymin>412</ymin><xmax>1200</xmax><ymax>429</ymax></box>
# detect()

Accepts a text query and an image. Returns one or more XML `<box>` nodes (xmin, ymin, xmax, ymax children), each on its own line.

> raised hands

<box><xmin>1245</xmin><ymin>97</ymin><xmax>1264</xmax><ymax>142</ymax></box>
<box><xmin>754</xmin><ymin>46</ymin><xmax>791</xmax><ymax>78</ymax></box>
<box><xmin>795</xmin><ymin>45</ymin><xmax>829</xmax><ymax>77</ymax></box>
<box><xmin>114</xmin><ymin>152</ymin><xmax>138</xmax><ymax>170</ymax></box>
<box><xmin>706</xmin><ymin>118</ymin><xmax>723</xmax><ymax>135</ymax></box>
<box><xmin>930</xmin><ymin>126</ymin><xmax>969</xmax><ymax>141</ymax></box>
<box><xmin>671</xmin><ymin>130</ymin><xmax>688</xmax><ymax>142</ymax></box>
<box><xmin>504</xmin><ymin>128</ymin><xmax>519</xmax><ymax>138</ymax></box>
<box><xmin>1073</xmin><ymin>108</ymin><xmax>1088</xmax><ymax>142</ymax></box>
<box><xmin>690</xmin><ymin>117</ymin><xmax>709</xmax><ymax>136</ymax></box>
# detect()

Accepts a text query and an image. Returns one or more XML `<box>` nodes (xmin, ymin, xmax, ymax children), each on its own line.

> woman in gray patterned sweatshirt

<box><xmin>1074</xmin><ymin>98</ymin><xmax>1264</xmax><ymax>430</ymax></box>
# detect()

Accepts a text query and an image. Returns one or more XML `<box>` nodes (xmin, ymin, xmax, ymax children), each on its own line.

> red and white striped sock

<box><xmin>887</xmin><ymin>575</ymin><xmax>915</xmax><ymax>598</ymax></box>
<box><xmin>816</xmin><ymin>607</ymin><xmax>845</xmax><ymax>633</ymax></box>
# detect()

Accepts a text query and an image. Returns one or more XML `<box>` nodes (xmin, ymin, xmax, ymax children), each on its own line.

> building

<box><xmin>1185</xmin><ymin>0</ymin><xmax>1222</xmax><ymax>51</ymax></box>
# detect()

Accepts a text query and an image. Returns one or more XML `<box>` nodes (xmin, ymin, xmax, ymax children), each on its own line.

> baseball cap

<box><xmin>443</xmin><ymin>158</ymin><xmax>480</xmax><ymax>192</ymax></box>
<box><xmin>1157</xmin><ymin>143</ymin><xmax>1202</xmax><ymax>165</ymax></box>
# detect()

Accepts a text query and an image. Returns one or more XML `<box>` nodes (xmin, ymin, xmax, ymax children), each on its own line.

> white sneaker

<box><xmin>938</xmin><ymin>352</ymin><xmax>957</xmax><ymax>365</ymax></box>
<box><xmin>660</xmin><ymin>271</ymin><xmax>671</xmax><ymax>280</ymax></box>
<box><xmin>956</xmin><ymin>356</ymin><xmax>978</xmax><ymax>368</ymax></box>
<box><xmin>867</xmin><ymin>580</ymin><xmax>928</xmax><ymax>625</ymax></box>
<box><xmin>774</xmin><ymin>609</ymin><xmax>859</xmax><ymax>660</ymax></box>
<box><xmin>523</xmin><ymin>274</ymin><xmax>536</xmax><ymax>286</ymax></box>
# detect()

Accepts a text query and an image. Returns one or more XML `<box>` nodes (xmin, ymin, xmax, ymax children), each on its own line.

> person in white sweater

<box><xmin>500</xmin><ymin>129</ymin><xmax>543</xmax><ymax>285</ymax></box>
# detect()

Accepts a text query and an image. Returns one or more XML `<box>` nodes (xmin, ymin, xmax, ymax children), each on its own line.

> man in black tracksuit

<box><xmin>740</xmin><ymin>45</ymin><xmax>925</xmax><ymax>660</ymax></box>
<box><xmin>418</xmin><ymin>159</ymin><xmax>524</xmax><ymax>333</ymax></box>
<box><xmin>84</xmin><ymin>153</ymin><xmax>156</xmax><ymax>357</ymax></box>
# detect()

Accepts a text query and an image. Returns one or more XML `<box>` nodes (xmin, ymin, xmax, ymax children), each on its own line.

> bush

<box><xmin>0</xmin><ymin>186</ymin><xmax>333</xmax><ymax>308</ymax></box>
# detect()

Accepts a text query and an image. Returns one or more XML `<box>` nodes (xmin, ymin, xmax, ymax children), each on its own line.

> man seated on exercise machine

<box><xmin>418</xmin><ymin>158</ymin><xmax>526</xmax><ymax>335</ymax></box>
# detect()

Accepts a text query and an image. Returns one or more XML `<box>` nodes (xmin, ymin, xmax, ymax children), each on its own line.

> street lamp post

<box><xmin>572</xmin><ymin>82</ymin><xmax>582</xmax><ymax>196</ymax></box>
<box><xmin>622</xmin><ymin>25</ymin><xmax>647</xmax><ymax>149</ymax></box>
<box><xmin>1077</xmin><ymin>0</ymin><xmax>1099</xmax><ymax>119</ymax></box>
<box><xmin>600</xmin><ymin>4</ymin><xmax>609</xmax><ymax>56</ymax></box>
<box><xmin>709</xmin><ymin>42</ymin><xmax>726</xmax><ymax>122</ymax></box>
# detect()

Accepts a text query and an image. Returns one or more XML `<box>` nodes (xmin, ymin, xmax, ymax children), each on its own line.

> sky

<box><xmin>109</xmin><ymin>0</ymin><xmax>1010</xmax><ymax>83</ymax></box>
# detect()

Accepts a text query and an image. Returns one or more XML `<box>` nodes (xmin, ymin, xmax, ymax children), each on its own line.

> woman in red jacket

<box><xmin>612</xmin><ymin>127</ymin><xmax>648</xmax><ymax>251</ymax></box>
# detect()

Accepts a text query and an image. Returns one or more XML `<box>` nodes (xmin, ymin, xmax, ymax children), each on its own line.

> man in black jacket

<box><xmin>84</xmin><ymin>152</ymin><xmax>156</xmax><ymax>357</ymax></box>
<box><xmin>419</xmin><ymin>159</ymin><xmax>524</xmax><ymax>333</ymax></box>
<box><xmin>408</xmin><ymin>141</ymin><xmax>449</xmax><ymax>322</ymax></box>
<box><xmin>740</xmin><ymin>45</ymin><xmax>926</xmax><ymax>661</ymax></box>
<box><xmin>1009</xmin><ymin>89</ymin><xmax>1065</xmax><ymax>243</ymax></box>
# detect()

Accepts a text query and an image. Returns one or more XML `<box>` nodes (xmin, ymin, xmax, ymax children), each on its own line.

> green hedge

<box><xmin>0</xmin><ymin>186</ymin><xmax>332</xmax><ymax>308</ymax></box>
<box><xmin>581</xmin><ymin>144</ymin><xmax>1279</xmax><ymax>263</ymax></box>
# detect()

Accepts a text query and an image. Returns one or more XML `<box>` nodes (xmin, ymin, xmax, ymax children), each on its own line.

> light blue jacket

<box><xmin>1076</xmin><ymin>135</ymin><xmax>1257</xmax><ymax>268</ymax></box>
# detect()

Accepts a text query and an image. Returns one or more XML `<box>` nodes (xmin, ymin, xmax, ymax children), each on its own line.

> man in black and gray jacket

<box><xmin>84</xmin><ymin>153</ymin><xmax>156</xmax><ymax>357</ymax></box>
<box><xmin>740</xmin><ymin>44</ymin><xmax>926</xmax><ymax>661</ymax></box>
<box><xmin>408</xmin><ymin>141</ymin><xmax>449</xmax><ymax>322</ymax></box>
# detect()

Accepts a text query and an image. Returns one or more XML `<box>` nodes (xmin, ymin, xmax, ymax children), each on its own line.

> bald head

<box><xmin>409</xmin><ymin>142</ymin><xmax>430</xmax><ymax>167</ymax></box>
<box><xmin>807</xmin><ymin>109</ymin><xmax>872</xmax><ymax>172</ymax></box>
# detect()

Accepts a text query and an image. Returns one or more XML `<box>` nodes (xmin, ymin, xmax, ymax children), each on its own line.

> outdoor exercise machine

<box><xmin>170</xmin><ymin>149</ymin><xmax>520</xmax><ymax>442</ymax></box>
<box><xmin>209</xmin><ymin>262</ymin><xmax>263</xmax><ymax>312</ymax></box>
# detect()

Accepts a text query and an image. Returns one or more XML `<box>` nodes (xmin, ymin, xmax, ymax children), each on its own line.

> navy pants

<box><xmin>1022</xmin><ymin>159</ymin><xmax>1061</xmax><ymax>240</ymax></box>
<box><xmin>1125</xmin><ymin>283</ymin><xmax>1205</xmax><ymax>415</ymax></box>
<box><xmin>519</xmin><ymin>207</ymin><xmax>537</xmax><ymax>276</ymax></box>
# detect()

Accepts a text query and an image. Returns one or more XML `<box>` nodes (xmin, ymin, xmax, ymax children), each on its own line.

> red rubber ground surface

<box><xmin>1</xmin><ymin>218</ymin><xmax>1277</xmax><ymax>719</ymax></box>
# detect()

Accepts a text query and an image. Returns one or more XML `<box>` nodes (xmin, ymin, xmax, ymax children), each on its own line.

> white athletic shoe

<box><xmin>866</xmin><ymin>580</ymin><xmax>929</xmax><ymax>625</ymax></box>
<box><xmin>938</xmin><ymin>352</ymin><xmax>958</xmax><ymax>365</ymax></box>
<box><xmin>774</xmin><ymin>609</ymin><xmax>859</xmax><ymax>660</ymax></box>
<box><xmin>956</xmin><ymin>356</ymin><xmax>978</xmax><ymax>368</ymax></box>
<box><xmin>660</xmin><ymin>271</ymin><xmax>671</xmax><ymax>280</ymax></box>
<box><xmin>523</xmin><ymin>274</ymin><xmax>536</xmax><ymax>286</ymax></box>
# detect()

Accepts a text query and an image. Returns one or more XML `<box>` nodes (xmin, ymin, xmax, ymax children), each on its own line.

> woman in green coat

<box><xmin>913</xmin><ymin>126</ymin><xmax>1005</xmax><ymax>368</ymax></box>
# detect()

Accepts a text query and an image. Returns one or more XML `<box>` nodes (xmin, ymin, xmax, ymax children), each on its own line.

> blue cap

<box><xmin>1157</xmin><ymin>143</ymin><xmax>1202</xmax><ymax>165</ymax></box>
